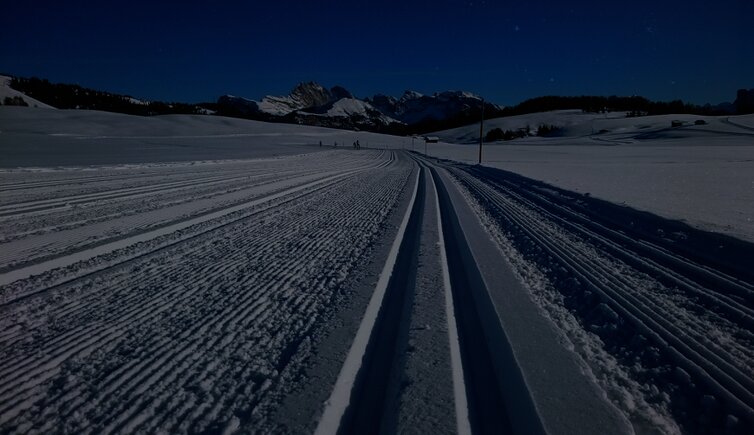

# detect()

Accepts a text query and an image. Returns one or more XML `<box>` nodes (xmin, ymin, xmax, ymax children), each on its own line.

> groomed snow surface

<box><xmin>1</xmin><ymin>106</ymin><xmax>753</xmax><ymax>434</ymax></box>
<box><xmin>0</xmin><ymin>149</ymin><xmax>414</xmax><ymax>433</ymax></box>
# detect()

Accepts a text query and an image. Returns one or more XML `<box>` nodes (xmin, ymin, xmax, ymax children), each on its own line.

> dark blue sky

<box><xmin>2</xmin><ymin>0</ymin><xmax>751</xmax><ymax>105</ymax></box>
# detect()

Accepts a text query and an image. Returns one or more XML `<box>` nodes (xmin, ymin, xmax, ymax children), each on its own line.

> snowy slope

<box><xmin>300</xmin><ymin>98</ymin><xmax>401</xmax><ymax>125</ymax></box>
<box><xmin>256</xmin><ymin>95</ymin><xmax>299</xmax><ymax>116</ymax></box>
<box><xmin>425</xmin><ymin>112</ymin><xmax>754</xmax><ymax>242</ymax></box>
<box><xmin>0</xmin><ymin>76</ymin><xmax>55</xmax><ymax>109</ymax></box>
<box><xmin>433</xmin><ymin>110</ymin><xmax>615</xmax><ymax>143</ymax></box>
<box><xmin>322</xmin><ymin>98</ymin><xmax>381</xmax><ymax>117</ymax></box>
<box><xmin>433</xmin><ymin>109</ymin><xmax>753</xmax><ymax>143</ymax></box>
<box><xmin>0</xmin><ymin>107</ymin><xmax>410</xmax><ymax>167</ymax></box>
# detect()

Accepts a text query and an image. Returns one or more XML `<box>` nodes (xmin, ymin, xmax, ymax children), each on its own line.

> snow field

<box><xmin>2</xmin><ymin>103</ymin><xmax>752</xmax><ymax>434</ymax></box>
<box><xmin>0</xmin><ymin>106</ymin><xmax>411</xmax><ymax>167</ymax></box>
<box><xmin>0</xmin><ymin>150</ymin><xmax>413</xmax><ymax>433</ymax></box>
<box><xmin>428</xmin><ymin>112</ymin><xmax>754</xmax><ymax>243</ymax></box>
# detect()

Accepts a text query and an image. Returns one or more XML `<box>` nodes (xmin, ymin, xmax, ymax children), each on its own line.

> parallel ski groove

<box><xmin>0</xmin><ymin>153</ymin><xmax>388</xmax><ymax>270</ymax></box>
<box><xmin>427</xmin><ymin>163</ymin><xmax>515</xmax><ymax>435</ymax></box>
<box><xmin>315</xmin><ymin>160</ymin><xmax>422</xmax><ymax>435</ymax></box>
<box><xmin>428</xmin><ymin>166</ymin><xmax>471</xmax><ymax>435</ymax></box>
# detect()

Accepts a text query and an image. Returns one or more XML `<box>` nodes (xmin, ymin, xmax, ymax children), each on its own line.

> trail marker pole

<box><xmin>478</xmin><ymin>98</ymin><xmax>485</xmax><ymax>165</ymax></box>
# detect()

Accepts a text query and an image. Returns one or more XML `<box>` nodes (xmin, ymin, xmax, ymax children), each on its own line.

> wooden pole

<box><xmin>478</xmin><ymin>98</ymin><xmax>485</xmax><ymax>165</ymax></box>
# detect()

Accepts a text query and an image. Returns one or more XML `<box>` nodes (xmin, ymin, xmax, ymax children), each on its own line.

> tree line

<box><xmin>484</xmin><ymin>124</ymin><xmax>559</xmax><ymax>142</ymax></box>
<box><xmin>8</xmin><ymin>77</ymin><xmax>207</xmax><ymax>116</ymax></box>
<box><xmin>499</xmin><ymin>95</ymin><xmax>734</xmax><ymax>117</ymax></box>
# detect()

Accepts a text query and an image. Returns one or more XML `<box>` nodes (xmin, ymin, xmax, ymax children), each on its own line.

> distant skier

<box><xmin>319</xmin><ymin>140</ymin><xmax>322</xmax><ymax>147</ymax></box>
<box><xmin>356</xmin><ymin>140</ymin><xmax>361</xmax><ymax>150</ymax></box>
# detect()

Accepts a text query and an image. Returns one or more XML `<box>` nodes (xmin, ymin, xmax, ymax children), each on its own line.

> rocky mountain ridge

<box><xmin>216</xmin><ymin>81</ymin><xmax>503</xmax><ymax>133</ymax></box>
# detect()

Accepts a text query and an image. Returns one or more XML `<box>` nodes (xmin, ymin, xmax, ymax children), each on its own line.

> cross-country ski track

<box><xmin>1</xmin><ymin>149</ymin><xmax>752</xmax><ymax>434</ymax></box>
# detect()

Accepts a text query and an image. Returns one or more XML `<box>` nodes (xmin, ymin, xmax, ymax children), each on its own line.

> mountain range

<box><xmin>215</xmin><ymin>82</ymin><xmax>503</xmax><ymax>133</ymax></box>
<box><xmin>5</xmin><ymin>75</ymin><xmax>752</xmax><ymax>135</ymax></box>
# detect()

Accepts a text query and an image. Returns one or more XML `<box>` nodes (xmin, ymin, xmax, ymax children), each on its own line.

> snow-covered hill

<box><xmin>432</xmin><ymin>109</ymin><xmax>609</xmax><ymax>143</ymax></box>
<box><xmin>302</xmin><ymin>97</ymin><xmax>398</xmax><ymax>121</ymax></box>
<box><xmin>0</xmin><ymin>106</ymin><xmax>409</xmax><ymax>167</ymax></box>
<box><xmin>432</xmin><ymin>109</ymin><xmax>753</xmax><ymax>143</ymax></box>
<box><xmin>0</xmin><ymin>76</ymin><xmax>55</xmax><ymax>109</ymax></box>
<box><xmin>425</xmin><ymin>110</ymin><xmax>754</xmax><ymax>242</ymax></box>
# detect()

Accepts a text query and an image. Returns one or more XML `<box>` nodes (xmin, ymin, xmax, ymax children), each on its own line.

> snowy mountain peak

<box><xmin>436</xmin><ymin>90</ymin><xmax>482</xmax><ymax>100</ymax></box>
<box><xmin>216</xmin><ymin>82</ymin><xmax>503</xmax><ymax>132</ymax></box>
<box><xmin>400</xmin><ymin>90</ymin><xmax>424</xmax><ymax>101</ymax></box>
<box><xmin>293</xmin><ymin>97</ymin><xmax>402</xmax><ymax>129</ymax></box>
<box><xmin>330</xmin><ymin>85</ymin><xmax>354</xmax><ymax>101</ymax></box>
<box><xmin>327</xmin><ymin>98</ymin><xmax>373</xmax><ymax>116</ymax></box>
<box><xmin>289</xmin><ymin>81</ymin><xmax>332</xmax><ymax>108</ymax></box>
